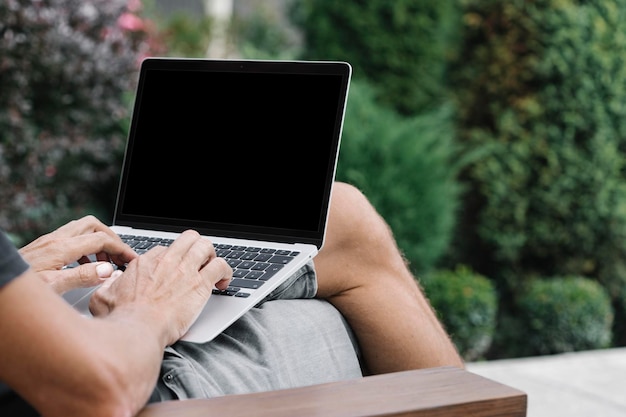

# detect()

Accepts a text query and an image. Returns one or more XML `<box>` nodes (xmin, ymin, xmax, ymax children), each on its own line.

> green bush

<box><xmin>154</xmin><ymin>3</ymin><xmax>301</xmax><ymax>61</ymax></box>
<box><xmin>516</xmin><ymin>276</ymin><xmax>613</xmax><ymax>355</ymax></box>
<box><xmin>291</xmin><ymin>1</ymin><xmax>466</xmax><ymax>272</ymax></box>
<box><xmin>421</xmin><ymin>265</ymin><xmax>497</xmax><ymax>361</ymax></box>
<box><xmin>157</xmin><ymin>13</ymin><xmax>214</xmax><ymax>58</ymax></box>
<box><xmin>337</xmin><ymin>80</ymin><xmax>462</xmax><ymax>273</ymax></box>
<box><xmin>0</xmin><ymin>0</ymin><xmax>158</xmax><ymax>244</ymax></box>
<box><xmin>291</xmin><ymin>0</ymin><xmax>460</xmax><ymax>115</ymax></box>
<box><xmin>232</xmin><ymin>4</ymin><xmax>301</xmax><ymax>60</ymax></box>
<box><xmin>448</xmin><ymin>1</ymin><xmax>626</xmax><ymax>314</ymax></box>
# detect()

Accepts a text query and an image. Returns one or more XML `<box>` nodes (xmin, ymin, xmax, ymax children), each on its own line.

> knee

<box><xmin>328</xmin><ymin>182</ymin><xmax>397</xmax><ymax>253</ymax></box>
<box><xmin>321</xmin><ymin>182</ymin><xmax>415</xmax><ymax>296</ymax></box>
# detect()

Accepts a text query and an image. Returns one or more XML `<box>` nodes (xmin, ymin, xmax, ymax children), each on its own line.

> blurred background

<box><xmin>1</xmin><ymin>0</ymin><xmax>624</xmax><ymax>362</ymax></box>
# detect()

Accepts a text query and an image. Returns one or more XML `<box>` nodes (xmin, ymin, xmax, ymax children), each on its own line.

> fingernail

<box><xmin>96</xmin><ymin>263</ymin><xmax>114</xmax><ymax>279</ymax></box>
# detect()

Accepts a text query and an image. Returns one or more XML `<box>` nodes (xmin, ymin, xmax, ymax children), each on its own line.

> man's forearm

<box><xmin>0</xmin><ymin>272</ymin><xmax>165</xmax><ymax>417</ymax></box>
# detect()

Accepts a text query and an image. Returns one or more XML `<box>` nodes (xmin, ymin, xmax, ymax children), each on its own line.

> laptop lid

<box><xmin>112</xmin><ymin>58</ymin><xmax>352</xmax><ymax>249</ymax></box>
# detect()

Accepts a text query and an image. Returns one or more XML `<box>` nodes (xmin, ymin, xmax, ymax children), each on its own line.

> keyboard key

<box><xmin>239</xmin><ymin>261</ymin><xmax>255</xmax><ymax>269</ymax></box>
<box><xmin>253</xmin><ymin>253</ymin><xmax>272</xmax><ymax>262</ymax></box>
<box><xmin>259</xmin><ymin>264</ymin><xmax>284</xmax><ymax>280</ymax></box>
<box><xmin>233</xmin><ymin>269</ymin><xmax>249</xmax><ymax>278</ymax></box>
<box><xmin>251</xmin><ymin>262</ymin><xmax>270</xmax><ymax>271</ymax></box>
<box><xmin>268</xmin><ymin>255</ymin><xmax>294</xmax><ymax>265</ymax></box>
<box><xmin>235</xmin><ymin>292</ymin><xmax>251</xmax><ymax>298</ymax></box>
<box><xmin>230</xmin><ymin>279</ymin><xmax>265</xmax><ymax>289</ymax></box>
<box><xmin>227</xmin><ymin>259</ymin><xmax>242</xmax><ymax>268</ymax></box>
<box><xmin>245</xmin><ymin>270</ymin><xmax>264</xmax><ymax>279</ymax></box>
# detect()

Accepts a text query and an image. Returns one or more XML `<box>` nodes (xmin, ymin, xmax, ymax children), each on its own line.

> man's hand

<box><xmin>89</xmin><ymin>230</ymin><xmax>232</xmax><ymax>345</ymax></box>
<box><xmin>19</xmin><ymin>215</ymin><xmax>137</xmax><ymax>294</ymax></box>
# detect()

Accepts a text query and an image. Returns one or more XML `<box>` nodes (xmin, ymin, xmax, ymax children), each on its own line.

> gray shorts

<box><xmin>150</xmin><ymin>262</ymin><xmax>363</xmax><ymax>402</ymax></box>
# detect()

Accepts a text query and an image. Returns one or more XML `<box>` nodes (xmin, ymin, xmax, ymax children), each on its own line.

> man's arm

<box><xmin>0</xmin><ymin>229</ymin><xmax>232</xmax><ymax>417</ymax></box>
<box><xmin>0</xmin><ymin>272</ymin><xmax>165</xmax><ymax>417</ymax></box>
<box><xmin>314</xmin><ymin>182</ymin><xmax>464</xmax><ymax>373</ymax></box>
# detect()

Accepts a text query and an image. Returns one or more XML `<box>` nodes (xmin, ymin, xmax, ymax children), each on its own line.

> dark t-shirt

<box><xmin>0</xmin><ymin>231</ymin><xmax>32</xmax><ymax>403</ymax></box>
<box><xmin>0</xmin><ymin>230</ymin><xmax>29</xmax><ymax>287</ymax></box>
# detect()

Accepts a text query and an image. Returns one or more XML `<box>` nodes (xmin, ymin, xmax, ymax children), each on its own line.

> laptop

<box><xmin>63</xmin><ymin>57</ymin><xmax>352</xmax><ymax>343</ymax></box>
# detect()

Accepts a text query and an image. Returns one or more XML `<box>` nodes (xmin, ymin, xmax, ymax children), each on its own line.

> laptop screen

<box><xmin>113</xmin><ymin>58</ymin><xmax>351</xmax><ymax>247</ymax></box>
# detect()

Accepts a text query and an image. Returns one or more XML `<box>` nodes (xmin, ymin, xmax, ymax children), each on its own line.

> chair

<box><xmin>0</xmin><ymin>366</ymin><xmax>526</xmax><ymax>416</ymax></box>
<box><xmin>137</xmin><ymin>366</ymin><xmax>527</xmax><ymax>417</ymax></box>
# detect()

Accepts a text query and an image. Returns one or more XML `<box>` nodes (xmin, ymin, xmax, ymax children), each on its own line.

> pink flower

<box><xmin>117</xmin><ymin>12</ymin><xmax>144</xmax><ymax>31</ymax></box>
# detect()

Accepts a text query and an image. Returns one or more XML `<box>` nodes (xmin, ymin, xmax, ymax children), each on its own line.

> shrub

<box><xmin>448</xmin><ymin>0</ymin><xmax>626</xmax><ymax>319</ymax></box>
<box><xmin>516</xmin><ymin>276</ymin><xmax>613</xmax><ymax>355</ymax></box>
<box><xmin>421</xmin><ymin>265</ymin><xmax>497</xmax><ymax>361</ymax></box>
<box><xmin>156</xmin><ymin>13</ymin><xmax>214</xmax><ymax>58</ymax></box>
<box><xmin>336</xmin><ymin>80</ymin><xmax>462</xmax><ymax>273</ymax></box>
<box><xmin>291</xmin><ymin>0</ymin><xmax>460</xmax><ymax>115</ymax></box>
<box><xmin>231</xmin><ymin>3</ymin><xmax>301</xmax><ymax>60</ymax></box>
<box><xmin>0</xmin><ymin>0</ymin><xmax>159</xmax><ymax>244</ymax></box>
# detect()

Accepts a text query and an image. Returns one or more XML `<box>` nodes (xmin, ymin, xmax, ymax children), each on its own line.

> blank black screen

<box><xmin>117</xmin><ymin>61</ymin><xmax>347</xmax><ymax>243</ymax></box>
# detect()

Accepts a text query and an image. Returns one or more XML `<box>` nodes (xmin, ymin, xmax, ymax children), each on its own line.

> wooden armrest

<box><xmin>137</xmin><ymin>366</ymin><xmax>527</xmax><ymax>417</ymax></box>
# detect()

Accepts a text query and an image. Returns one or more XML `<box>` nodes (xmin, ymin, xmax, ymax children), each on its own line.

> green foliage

<box><xmin>155</xmin><ymin>4</ymin><xmax>300</xmax><ymax>60</ymax></box>
<box><xmin>232</xmin><ymin>4</ymin><xmax>301</xmax><ymax>60</ymax></box>
<box><xmin>421</xmin><ymin>265</ymin><xmax>497</xmax><ymax>361</ymax></box>
<box><xmin>449</xmin><ymin>1</ymin><xmax>626</xmax><ymax>307</ymax></box>
<box><xmin>292</xmin><ymin>0</ymin><xmax>461</xmax><ymax>115</ymax></box>
<box><xmin>516</xmin><ymin>276</ymin><xmax>613</xmax><ymax>355</ymax></box>
<box><xmin>337</xmin><ymin>80</ymin><xmax>462</xmax><ymax>273</ymax></box>
<box><xmin>158</xmin><ymin>13</ymin><xmax>214</xmax><ymax>57</ymax></box>
<box><xmin>0</xmin><ymin>0</ymin><xmax>154</xmax><ymax>243</ymax></box>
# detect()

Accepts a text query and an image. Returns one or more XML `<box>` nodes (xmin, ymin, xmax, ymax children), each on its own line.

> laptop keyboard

<box><xmin>118</xmin><ymin>235</ymin><xmax>299</xmax><ymax>298</ymax></box>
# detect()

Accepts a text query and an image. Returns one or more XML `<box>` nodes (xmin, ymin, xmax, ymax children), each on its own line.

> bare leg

<box><xmin>315</xmin><ymin>182</ymin><xmax>464</xmax><ymax>374</ymax></box>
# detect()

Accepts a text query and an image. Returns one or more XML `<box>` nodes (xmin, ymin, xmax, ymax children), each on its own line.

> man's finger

<box><xmin>60</xmin><ymin>233</ymin><xmax>136</xmax><ymax>267</ymax></box>
<box><xmin>46</xmin><ymin>262</ymin><xmax>116</xmax><ymax>294</ymax></box>
<box><xmin>155</xmin><ymin>230</ymin><xmax>215</xmax><ymax>273</ymax></box>
<box><xmin>98</xmin><ymin>269</ymin><xmax>124</xmax><ymax>290</ymax></box>
<box><xmin>200</xmin><ymin>257</ymin><xmax>232</xmax><ymax>290</ymax></box>
<box><xmin>71</xmin><ymin>262</ymin><xmax>115</xmax><ymax>286</ymax></box>
<box><xmin>54</xmin><ymin>215</ymin><xmax>119</xmax><ymax>239</ymax></box>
